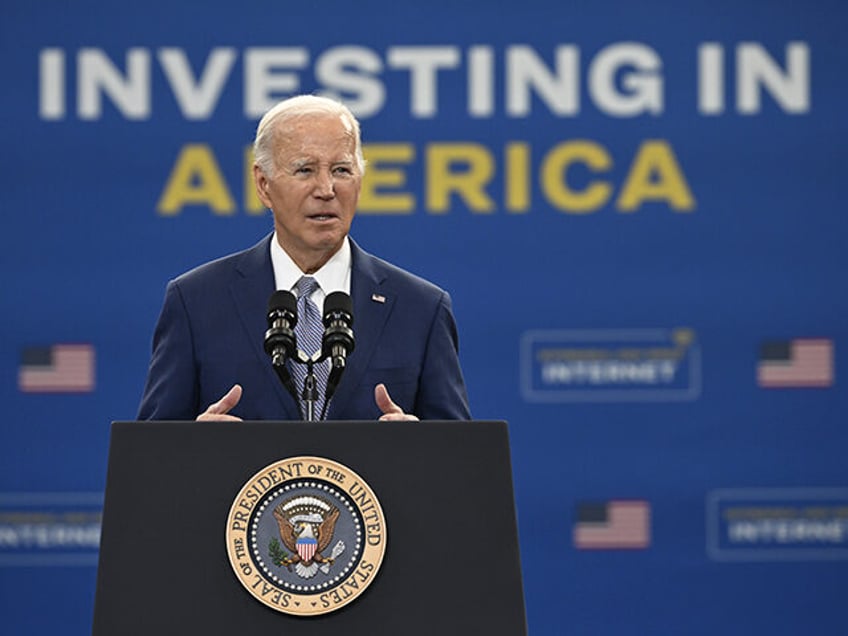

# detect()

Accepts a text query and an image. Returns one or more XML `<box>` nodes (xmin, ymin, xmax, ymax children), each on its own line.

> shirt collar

<box><xmin>270</xmin><ymin>233</ymin><xmax>352</xmax><ymax>298</ymax></box>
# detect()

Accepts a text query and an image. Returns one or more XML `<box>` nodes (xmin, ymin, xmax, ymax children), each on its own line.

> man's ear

<box><xmin>254</xmin><ymin>164</ymin><xmax>272</xmax><ymax>207</ymax></box>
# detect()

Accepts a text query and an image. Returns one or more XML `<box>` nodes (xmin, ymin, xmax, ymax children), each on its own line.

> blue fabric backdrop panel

<box><xmin>1</xmin><ymin>0</ymin><xmax>846</xmax><ymax>633</ymax></box>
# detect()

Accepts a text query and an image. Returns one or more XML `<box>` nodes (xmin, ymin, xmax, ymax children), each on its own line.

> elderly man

<box><xmin>138</xmin><ymin>95</ymin><xmax>470</xmax><ymax>422</ymax></box>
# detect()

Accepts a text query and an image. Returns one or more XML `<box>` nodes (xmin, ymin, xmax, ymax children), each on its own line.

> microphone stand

<box><xmin>301</xmin><ymin>360</ymin><xmax>319</xmax><ymax>422</ymax></box>
<box><xmin>290</xmin><ymin>347</ymin><xmax>325</xmax><ymax>422</ymax></box>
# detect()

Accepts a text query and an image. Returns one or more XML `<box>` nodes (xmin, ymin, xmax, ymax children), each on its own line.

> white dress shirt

<box><xmin>269</xmin><ymin>233</ymin><xmax>352</xmax><ymax>309</ymax></box>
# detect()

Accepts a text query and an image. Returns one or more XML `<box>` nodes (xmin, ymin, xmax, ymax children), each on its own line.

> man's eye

<box><xmin>334</xmin><ymin>166</ymin><xmax>353</xmax><ymax>175</ymax></box>
<box><xmin>295</xmin><ymin>167</ymin><xmax>313</xmax><ymax>174</ymax></box>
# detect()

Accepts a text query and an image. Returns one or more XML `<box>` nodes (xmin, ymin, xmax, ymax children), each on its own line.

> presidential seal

<box><xmin>225</xmin><ymin>456</ymin><xmax>386</xmax><ymax>616</ymax></box>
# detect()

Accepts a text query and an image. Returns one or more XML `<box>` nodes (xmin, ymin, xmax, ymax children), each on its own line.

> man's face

<box><xmin>255</xmin><ymin>113</ymin><xmax>361</xmax><ymax>273</ymax></box>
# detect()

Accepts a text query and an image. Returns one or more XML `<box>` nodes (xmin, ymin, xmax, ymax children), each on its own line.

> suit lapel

<box><xmin>230</xmin><ymin>234</ymin><xmax>301</xmax><ymax>419</ymax></box>
<box><xmin>326</xmin><ymin>240</ymin><xmax>393</xmax><ymax>418</ymax></box>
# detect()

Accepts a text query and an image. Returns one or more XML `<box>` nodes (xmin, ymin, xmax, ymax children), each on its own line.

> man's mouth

<box><xmin>308</xmin><ymin>213</ymin><xmax>336</xmax><ymax>221</ymax></box>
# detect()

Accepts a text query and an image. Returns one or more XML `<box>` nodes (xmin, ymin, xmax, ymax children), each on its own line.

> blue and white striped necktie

<box><xmin>292</xmin><ymin>276</ymin><xmax>329</xmax><ymax>419</ymax></box>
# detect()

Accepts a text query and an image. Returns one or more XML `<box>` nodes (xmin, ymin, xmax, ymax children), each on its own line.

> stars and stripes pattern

<box><xmin>18</xmin><ymin>344</ymin><xmax>96</xmax><ymax>393</ymax></box>
<box><xmin>757</xmin><ymin>338</ymin><xmax>834</xmax><ymax>388</ymax></box>
<box><xmin>573</xmin><ymin>500</ymin><xmax>651</xmax><ymax>550</ymax></box>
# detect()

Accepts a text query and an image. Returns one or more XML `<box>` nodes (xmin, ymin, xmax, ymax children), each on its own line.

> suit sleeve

<box><xmin>137</xmin><ymin>281</ymin><xmax>200</xmax><ymax>420</ymax></box>
<box><xmin>414</xmin><ymin>291</ymin><xmax>472</xmax><ymax>420</ymax></box>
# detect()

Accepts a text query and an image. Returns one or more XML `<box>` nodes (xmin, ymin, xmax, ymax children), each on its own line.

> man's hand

<box><xmin>197</xmin><ymin>384</ymin><xmax>244</xmax><ymax>421</ymax></box>
<box><xmin>374</xmin><ymin>383</ymin><xmax>419</xmax><ymax>421</ymax></box>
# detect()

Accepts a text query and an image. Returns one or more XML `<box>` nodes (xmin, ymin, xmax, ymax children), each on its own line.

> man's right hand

<box><xmin>197</xmin><ymin>384</ymin><xmax>244</xmax><ymax>421</ymax></box>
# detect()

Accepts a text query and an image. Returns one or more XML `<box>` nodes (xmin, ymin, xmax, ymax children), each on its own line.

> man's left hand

<box><xmin>374</xmin><ymin>383</ymin><xmax>419</xmax><ymax>421</ymax></box>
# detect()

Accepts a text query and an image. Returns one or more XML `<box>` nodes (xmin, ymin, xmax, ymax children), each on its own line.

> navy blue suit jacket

<box><xmin>137</xmin><ymin>235</ymin><xmax>470</xmax><ymax>421</ymax></box>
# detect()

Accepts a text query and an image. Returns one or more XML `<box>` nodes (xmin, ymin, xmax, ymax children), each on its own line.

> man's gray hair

<box><xmin>253</xmin><ymin>95</ymin><xmax>366</xmax><ymax>177</ymax></box>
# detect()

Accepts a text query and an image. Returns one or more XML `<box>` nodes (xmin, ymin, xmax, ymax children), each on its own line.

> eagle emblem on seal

<box><xmin>272</xmin><ymin>495</ymin><xmax>346</xmax><ymax>579</ymax></box>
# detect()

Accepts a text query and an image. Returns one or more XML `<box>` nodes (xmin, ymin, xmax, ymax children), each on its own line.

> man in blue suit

<box><xmin>138</xmin><ymin>95</ymin><xmax>470</xmax><ymax>422</ymax></box>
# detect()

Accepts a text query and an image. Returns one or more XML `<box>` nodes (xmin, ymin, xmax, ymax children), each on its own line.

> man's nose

<box><xmin>313</xmin><ymin>169</ymin><xmax>335</xmax><ymax>198</ymax></box>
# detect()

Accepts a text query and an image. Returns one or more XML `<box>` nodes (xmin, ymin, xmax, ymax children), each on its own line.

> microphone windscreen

<box><xmin>323</xmin><ymin>291</ymin><xmax>353</xmax><ymax>325</ymax></box>
<box><xmin>268</xmin><ymin>290</ymin><xmax>297</xmax><ymax>315</ymax></box>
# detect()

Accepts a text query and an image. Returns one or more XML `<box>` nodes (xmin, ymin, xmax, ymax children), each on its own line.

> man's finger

<box><xmin>199</xmin><ymin>384</ymin><xmax>243</xmax><ymax>419</ymax></box>
<box><xmin>197</xmin><ymin>412</ymin><xmax>243</xmax><ymax>422</ymax></box>
<box><xmin>374</xmin><ymin>383</ymin><xmax>419</xmax><ymax>421</ymax></box>
<box><xmin>374</xmin><ymin>383</ymin><xmax>402</xmax><ymax>415</ymax></box>
<box><xmin>379</xmin><ymin>412</ymin><xmax>419</xmax><ymax>421</ymax></box>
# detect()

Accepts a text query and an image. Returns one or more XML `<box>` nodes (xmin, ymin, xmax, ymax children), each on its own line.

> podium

<box><xmin>92</xmin><ymin>420</ymin><xmax>527</xmax><ymax>634</ymax></box>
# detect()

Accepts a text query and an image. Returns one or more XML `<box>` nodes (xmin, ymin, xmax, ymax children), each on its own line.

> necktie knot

<box><xmin>296</xmin><ymin>276</ymin><xmax>319</xmax><ymax>300</ymax></box>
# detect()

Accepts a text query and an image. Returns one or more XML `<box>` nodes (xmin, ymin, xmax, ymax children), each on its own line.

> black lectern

<box><xmin>92</xmin><ymin>420</ymin><xmax>527</xmax><ymax>635</ymax></box>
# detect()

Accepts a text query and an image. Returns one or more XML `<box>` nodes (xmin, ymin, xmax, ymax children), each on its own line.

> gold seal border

<box><xmin>225</xmin><ymin>456</ymin><xmax>387</xmax><ymax>616</ymax></box>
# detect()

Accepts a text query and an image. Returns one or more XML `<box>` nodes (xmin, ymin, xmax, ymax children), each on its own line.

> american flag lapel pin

<box><xmin>371</xmin><ymin>293</ymin><xmax>386</xmax><ymax>303</ymax></box>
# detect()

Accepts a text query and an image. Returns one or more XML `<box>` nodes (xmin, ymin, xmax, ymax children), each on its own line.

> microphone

<box><xmin>264</xmin><ymin>290</ymin><xmax>299</xmax><ymax>402</ymax></box>
<box><xmin>321</xmin><ymin>291</ymin><xmax>355</xmax><ymax>403</ymax></box>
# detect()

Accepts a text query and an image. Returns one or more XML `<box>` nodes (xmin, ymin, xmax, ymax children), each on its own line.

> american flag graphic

<box><xmin>18</xmin><ymin>344</ymin><xmax>96</xmax><ymax>393</ymax></box>
<box><xmin>757</xmin><ymin>338</ymin><xmax>834</xmax><ymax>388</ymax></box>
<box><xmin>573</xmin><ymin>500</ymin><xmax>651</xmax><ymax>550</ymax></box>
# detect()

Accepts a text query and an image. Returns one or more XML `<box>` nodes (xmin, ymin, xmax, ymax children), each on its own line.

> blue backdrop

<box><xmin>2</xmin><ymin>0</ymin><xmax>847</xmax><ymax>633</ymax></box>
